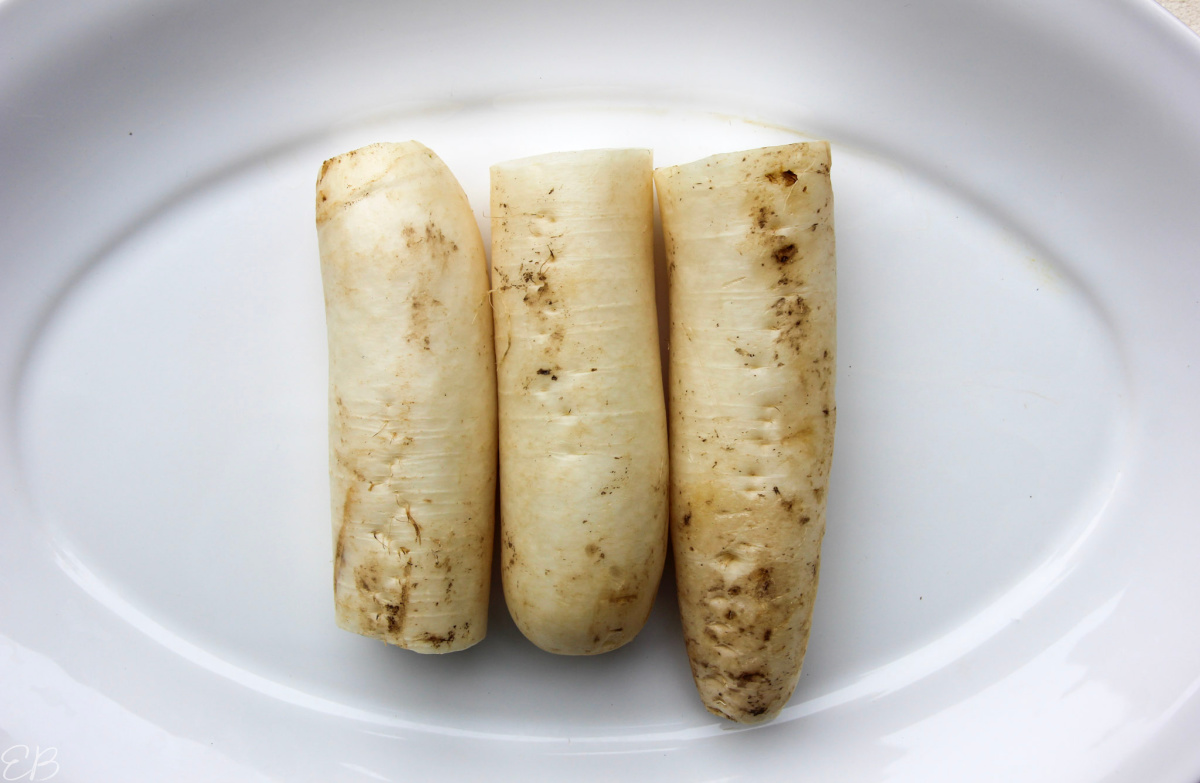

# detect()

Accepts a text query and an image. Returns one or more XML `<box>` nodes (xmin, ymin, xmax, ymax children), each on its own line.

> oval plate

<box><xmin>2</xmin><ymin>1</ymin><xmax>1200</xmax><ymax>780</ymax></box>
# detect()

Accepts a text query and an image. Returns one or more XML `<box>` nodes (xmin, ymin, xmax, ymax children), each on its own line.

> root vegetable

<box><xmin>490</xmin><ymin>149</ymin><xmax>669</xmax><ymax>655</ymax></box>
<box><xmin>316</xmin><ymin>141</ymin><xmax>497</xmax><ymax>652</ymax></box>
<box><xmin>655</xmin><ymin>142</ymin><xmax>837</xmax><ymax>722</ymax></box>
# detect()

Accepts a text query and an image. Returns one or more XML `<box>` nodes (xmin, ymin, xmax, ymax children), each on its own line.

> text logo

<box><xmin>1</xmin><ymin>746</ymin><xmax>59</xmax><ymax>781</ymax></box>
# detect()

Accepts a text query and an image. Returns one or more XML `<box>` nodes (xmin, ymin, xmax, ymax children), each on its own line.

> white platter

<box><xmin>3</xmin><ymin>1</ymin><xmax>1200</xmax><ymax>780</ymax></box>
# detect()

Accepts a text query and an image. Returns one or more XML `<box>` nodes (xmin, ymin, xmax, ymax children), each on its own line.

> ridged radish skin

<box><xmin>655</xmin><ymin>142</ymin><xmax>836</xmax><ymax>721</ymax></box>
<box><xmin>316</xmin><ymin>141</ymin><xmax>497</xmax><ymax>652</ymax></box>
<box><xmin>490</xmin><ymin>149</ymin><xmax>669</xmax><ymax>655</ymax></box>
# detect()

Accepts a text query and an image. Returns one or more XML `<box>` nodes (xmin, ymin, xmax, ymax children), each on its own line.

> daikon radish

<box><xmin>316</xmin><ymin>141</ymin><xmax>496</xmax><ymax>652</ymax></box>
<box><xmin>655</xmin><ymin>142</ymin><xmax>837</xmax><ymax>721</ymax></box>
<box><xmin>490</xmin><ymin>149</ymin><xmax>669</xmax><ymax>655</ymax></box>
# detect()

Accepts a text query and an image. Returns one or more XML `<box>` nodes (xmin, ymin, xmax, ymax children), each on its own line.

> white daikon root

<box><xmin>490</xmin><ymin>149</ymin><xmax>669</xmax><ymax>655</ymax></box>
<box><xmin>316</xmin><ymin>141</ymin><xmax>497</xmax><ymax>652</ymax></box>
<box><xmin>655</xmin><ymin>142</ymin><xmax>837</xmax><ymax>721</ymax></box>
